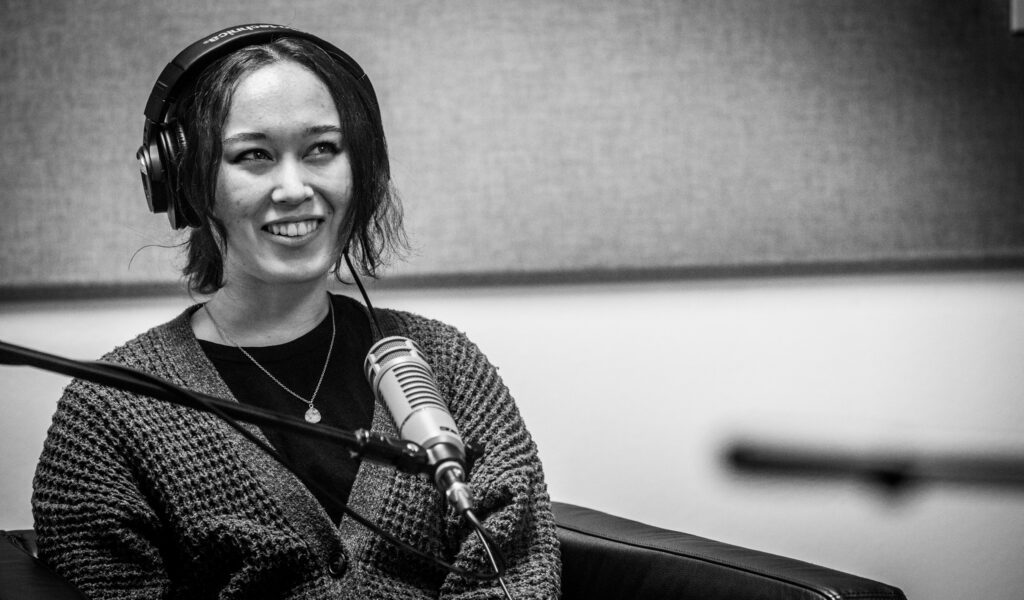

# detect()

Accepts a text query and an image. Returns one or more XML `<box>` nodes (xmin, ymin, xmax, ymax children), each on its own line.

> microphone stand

<box><xmin>0</xmin><ymin>339</ymin><xmax>429</xmax><ymax>475</ymax></box>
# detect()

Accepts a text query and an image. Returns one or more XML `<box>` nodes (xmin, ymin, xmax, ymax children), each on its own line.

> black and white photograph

<box><xmin>1</xmin><ymin>2</ymin><xmax>1023</xmax><ymax>599</ymax></box>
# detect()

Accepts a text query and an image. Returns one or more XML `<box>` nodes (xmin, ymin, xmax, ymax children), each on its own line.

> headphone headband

<box><xmin>138</xmin><ymin>23</ymin><xmax>379</xmax><ymax>229</ymax></box>
<box><xmin>143</xmin><ymin>23</ymin><xmax>376</xmax><ymax>128</ymax></box>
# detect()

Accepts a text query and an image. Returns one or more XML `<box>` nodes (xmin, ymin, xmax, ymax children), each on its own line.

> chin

<box><xmin>272</xmin><ymin>262</ymin><xmax>337</xmax><ymax>284</ymax></box>
<box><xmin>246</xmin><ymin>255</ymin><xmax>337</xmax><ymax>287</ymax></box>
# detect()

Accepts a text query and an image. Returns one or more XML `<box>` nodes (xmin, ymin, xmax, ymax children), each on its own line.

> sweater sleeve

<box><xmin>32</xmin><ymin>382</ymin><xmax>171</xmax><ymax>600</ymax></box>
<box><xmin>413</xmin><ymin>321</ymin><xmax>561</xmax><ymax>600</ymax></box>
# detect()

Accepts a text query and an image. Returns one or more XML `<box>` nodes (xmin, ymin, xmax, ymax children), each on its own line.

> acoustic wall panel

<box><xmin>1</xmin><ymin>1</ymin><xmax>1022</xmax><ymax>296</ymax></box>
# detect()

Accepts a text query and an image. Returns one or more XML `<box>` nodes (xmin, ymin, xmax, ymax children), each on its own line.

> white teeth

<box><xmin>267</xmin><ymin>220</ymin><xmax>319</xmax><ymax>237</ymax></box>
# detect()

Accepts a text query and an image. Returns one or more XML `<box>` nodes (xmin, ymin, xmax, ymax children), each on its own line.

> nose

<box><xmin>270</xmin><ymin>159</ymin><xmax>313</xmax><ymax>204</ymax></box>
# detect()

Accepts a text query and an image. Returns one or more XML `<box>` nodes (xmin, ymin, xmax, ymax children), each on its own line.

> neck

<box><xmin>196</xmin><ymin>280</ymin><xmax>332</xmax><ymax>347</ymax></box>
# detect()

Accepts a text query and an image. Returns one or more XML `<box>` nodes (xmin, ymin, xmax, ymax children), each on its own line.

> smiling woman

<box><xmin>30</xmin><ymin>24</ymin><xmax>561</xmax><ymax>600</ymax></box>
<box><xmin>166</xmin><ymin>34</ymin><xmax>400</xmax><ymax>300</ymax></box>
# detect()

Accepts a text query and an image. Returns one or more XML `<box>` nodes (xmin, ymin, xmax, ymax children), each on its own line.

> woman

<box><xmin>32</xmin><ymin>24</ymin><xmax>560</xmax><ymax>599</ymax></box>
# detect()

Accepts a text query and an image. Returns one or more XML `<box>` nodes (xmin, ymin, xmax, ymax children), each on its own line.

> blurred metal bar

<box><xmin>725</xmin><ymin>440</ymin><xmax>1024</xmax><ymax>492</ymax></box>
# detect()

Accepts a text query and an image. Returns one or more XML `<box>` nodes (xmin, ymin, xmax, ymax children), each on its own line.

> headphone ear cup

<box><xmin>171</xmin><ymin>123</ymin><xmax>202</xmax><ymax>229</ymax></box>
<box><xmin>137</xmin><ymin>134</ymin><xmax>169</xmax><ymax>215</ymax></box>
<box><xmin>146</xmin><ymin>123</ymin><xmax>200</xmax><ymax>229</ymax></box>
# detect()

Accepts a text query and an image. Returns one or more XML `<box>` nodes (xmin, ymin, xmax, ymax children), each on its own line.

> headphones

<box><xmin>137</xmin><ymin>24</ymin><xmax>380</xmax><ymax>229</ymax></box>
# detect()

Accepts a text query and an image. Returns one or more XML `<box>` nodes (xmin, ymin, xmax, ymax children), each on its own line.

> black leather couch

<box><xmin>553</xmin><ymin>502</ymin><xmax>906</xmax><ymax>599</ymax></box>
<box><xmin>1</xmin><ymin>502</ymin><xmax>906</xmax><ymax>599</ymax></box>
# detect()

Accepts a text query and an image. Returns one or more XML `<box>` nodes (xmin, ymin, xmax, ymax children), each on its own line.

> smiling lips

<box><xmin>264</xmin><ymin>219</ymin><xmax>322</xmax><ymax>238</ymax></box>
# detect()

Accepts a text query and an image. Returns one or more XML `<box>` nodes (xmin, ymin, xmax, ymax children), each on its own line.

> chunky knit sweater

<box><xmin>32</xmin><ymin>304</ymin><xmax>561</xmax><ymax>599</ymax></box>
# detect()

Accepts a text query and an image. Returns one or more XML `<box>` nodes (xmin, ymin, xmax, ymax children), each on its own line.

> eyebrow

<box><xmin>221</xmin><ymin>125</ymin><xmax>343</xmax><ymax>145</ymax></box>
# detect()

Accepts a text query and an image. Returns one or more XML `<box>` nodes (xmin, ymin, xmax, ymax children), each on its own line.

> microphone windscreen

<box><xmin>365</xmin><ymin>336</ymin><xmax>464</xmax><ymax>452</ymax></box>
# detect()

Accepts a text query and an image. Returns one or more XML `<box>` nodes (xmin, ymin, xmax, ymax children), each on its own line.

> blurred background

<box><xmin>2</xmin><ymin>2</ymin><xmax>1023</xmax><ymax>599</ymax></box>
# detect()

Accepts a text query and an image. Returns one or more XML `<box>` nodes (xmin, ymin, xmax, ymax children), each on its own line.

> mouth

<box><xmin>262</xmin><ymin>219</ymin><xmax>324</xmax><ymax>238</ymax></box>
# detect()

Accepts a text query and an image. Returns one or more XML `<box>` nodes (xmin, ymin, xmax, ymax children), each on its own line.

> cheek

<box><xmin>213</xmin><ymin>168</ymin><xmax>257</xmax><ymax>224</ymax></box>
<box><xmin>212</xmin><ymin>165</ymin><xmax>233</xmax><ymax>221</ymax></box>
<box><xmin>330</xmin><ymin>161</ymin><xmax>355</xmax><ymax>212</ymax></box>
<box><xmin>331</xmin><ymin>183</ymin><xmax>355</xmax><ymax>233</ymax></box>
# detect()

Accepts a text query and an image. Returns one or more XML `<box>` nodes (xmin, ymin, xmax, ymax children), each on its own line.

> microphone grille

<box><xmin>391</xmin><ymin>360</ymin><xmax>447</xmax><ymax>411</ymax></box>
<box><xmin>375</xmin><ymin>337</ymin><xmax>413</xmax><ymax>356</ymax></box>
<box><xmin>364</xmin><ymin>336</ymin><xmax>430</xmax><ymax>380</ymax></box>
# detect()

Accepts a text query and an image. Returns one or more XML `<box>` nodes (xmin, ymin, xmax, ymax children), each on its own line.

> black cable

<box><xmin>466</xmin><ymin>510</ymin><xmax>514</xmax><ymax>600</ymax></box>
<box><xmin>343</xmin><ymin>249</ymin><xmax>383</xmax><ymax>339</ymax></box>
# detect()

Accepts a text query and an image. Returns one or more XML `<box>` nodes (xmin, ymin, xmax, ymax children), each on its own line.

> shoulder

<box><xmin>373</xmin><ymin>307</ymin><xmax>483</xmax><ymax>364</ymax></box>
<box><xmin>374</xmin><ymin>306</ymin><xmax>499</xmax><ymax>382</ymax></box>
<box><xmin>328</xmin><ymin>292</ymin><xmax>469</xmax><ymax>348</ymax></box>
<box><xmin>374</xmin><ymin>306</ymin><xmax>510</xmax><ymax>404</ymax></box>
<box><xmin>99</xmin><ymin>305</ymin><xmax>199</xmax><ymax>363</ymax></box>
<box><xmin>65</xmin><ymin>305</ymin><xmax>202</xmax><ymax>399</ymax></box>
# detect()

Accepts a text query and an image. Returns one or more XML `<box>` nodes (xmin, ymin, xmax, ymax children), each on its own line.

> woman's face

<box><xmin>214</xmin><ymin>60</ymin><xmax>352</xmax><ymax>291</ymax></box>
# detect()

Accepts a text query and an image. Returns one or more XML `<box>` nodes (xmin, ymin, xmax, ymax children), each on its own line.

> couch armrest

<box><xmin>553</xmin><ymin>502</ymin><xmax>907</xmax><ymax>600</ymax></box>
<box><xmin>0</xmin><ymin>530</ymin><xmax>86</xmax><ymax>600</ymax></box>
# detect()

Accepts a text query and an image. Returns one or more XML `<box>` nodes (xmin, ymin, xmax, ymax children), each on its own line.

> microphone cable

<box><xmin>343</xmin><ymin>248</ymin><xmax>384</xmax><ymax>339</ymax></box>
<box><xmin>343</xmin><ymin>250</ymin><xmax>514</xmax><ymax>599</ymax></box>
<box><xmin>466</xmin><ymin>509</ymin><xmax>513</xmax><ymax>600</ymax></box>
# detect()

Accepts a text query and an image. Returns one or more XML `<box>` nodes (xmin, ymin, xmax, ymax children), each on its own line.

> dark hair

<box><xmin>173</xmin><ymin>37</ymin><xmax>405</xmax><ymax>294</ymax></box>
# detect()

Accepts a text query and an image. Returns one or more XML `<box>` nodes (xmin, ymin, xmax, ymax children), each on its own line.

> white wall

<box><xmin>2</xmin><ymin>270</ymin><xmax>1023</xmax><ymax>599</ymax></box>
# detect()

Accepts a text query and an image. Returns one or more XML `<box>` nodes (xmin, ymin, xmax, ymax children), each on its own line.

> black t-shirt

<box><xmin>198</xmin><ymin>294</ymin><xmax>375</xmax><ymax>523</ymax></box>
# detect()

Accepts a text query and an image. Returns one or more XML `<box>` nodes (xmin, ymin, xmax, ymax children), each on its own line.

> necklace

<box><xmin>204</xmin><ymin>300</ymin><xmax>335</xmax><ymax>424</ymax></box>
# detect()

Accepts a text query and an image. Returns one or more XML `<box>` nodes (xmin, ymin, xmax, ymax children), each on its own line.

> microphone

<box><xmin>364</xmin><ymin>336</ymin><xmax>476</xmax><ymax>514</ymax></box>
<box><xmin>0</xmin><ymin>339</ymin><xmax>430</xmax><ymax>475</ymax></box>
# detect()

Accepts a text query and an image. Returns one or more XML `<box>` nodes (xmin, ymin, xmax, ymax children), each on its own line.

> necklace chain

<box><xmin>204</xmin><ymin>300</ymin><xmax>336</xmax><ymax>423</ymax></box>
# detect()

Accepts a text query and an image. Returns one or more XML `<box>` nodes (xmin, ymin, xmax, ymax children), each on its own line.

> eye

<box><xmin>233</xmin><ymin>148</ymin><xmax>273</xmax><ymax>163</ymax></box>
<box><xmin>307</xmin><ymin>141</ymin><xmax>341</xmax><ymax>159</ymax></box>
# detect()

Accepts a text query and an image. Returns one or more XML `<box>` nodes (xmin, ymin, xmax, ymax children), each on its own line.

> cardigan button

<box><xmin>328</xmin><ymin>554</ymin><xmax>348</xmax><ymax>578</ymax></box>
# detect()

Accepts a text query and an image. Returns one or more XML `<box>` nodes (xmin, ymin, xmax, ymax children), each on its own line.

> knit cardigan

<box><xmin>32</xmin><ymin>304</ymin><xmax>561</xmax><ymax>599</ymax></box>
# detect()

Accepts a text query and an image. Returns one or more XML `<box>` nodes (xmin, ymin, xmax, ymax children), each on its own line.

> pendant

<box><xmin>304</xmin><ymin>406</ymin><xmax>322</xmax><ymax>424</ymax></box>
